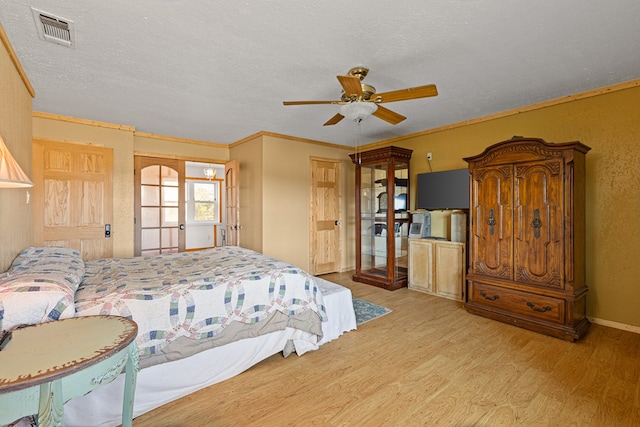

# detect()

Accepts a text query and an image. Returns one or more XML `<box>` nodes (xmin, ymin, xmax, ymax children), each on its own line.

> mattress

<box><xmin>62</xmin><ymin>277</ymin><xmax>356</xmax><ymax>427</ymax></box>
<box><xmin>74</xmin><ymin>247</ymin><xmax>327</xmax><ymax>367</ymax></box>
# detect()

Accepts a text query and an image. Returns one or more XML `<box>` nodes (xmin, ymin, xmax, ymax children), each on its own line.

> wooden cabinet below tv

<box><xmin>408</xmin><ymin>238</ymin><xmax>466</xmax><ymax>302</ymax></box>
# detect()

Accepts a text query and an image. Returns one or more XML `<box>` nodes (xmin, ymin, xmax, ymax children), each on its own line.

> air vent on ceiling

<box><xmin>31</xmin><ymin>8</ymin><xmax>75</xmax><ymax>48</ymax></box>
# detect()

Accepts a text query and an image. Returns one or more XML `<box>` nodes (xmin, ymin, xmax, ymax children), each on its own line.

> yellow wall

<box><xmin>261</xmin><ymin>135</ymin><xmax>354</xmax><ymax>271</ymax></box>
<box><xmin>229</xmin><ymin>133</ymin><xmax>355</xmax><ymax>272</ymax></box>
<box><xmin>229</xmin><ymin>135</ymin><xmax>264</xmax><ymax>253</ymax></box>
<box><xmin>380</xmin><ymin>85</ymin><xmax>640</xmax><ymax>327</ymax></box>
<box><xmin>0</xmin><ymin>28</ymin><xmax>33</xmax><ymax>271</ymax></box>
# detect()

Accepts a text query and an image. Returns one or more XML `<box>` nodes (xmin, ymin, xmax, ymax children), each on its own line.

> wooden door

<box><xmin>310</xmin><ymin>158</ymin><xmax>341</xmax><ymax>275</ymax></box>
<box><xmin>134</xmin><ymin>156</ymin><xmax>185</xmax><ymax>256</ymax></box>
<box><xmin>33</xmin><ymin>139</ymin><xmax>113</xmax><ymax>260</ymax></box>
<box><xmin>513</xmin><ymin>160</ymin><xmax>563</xmax><ymax>287</ymax></box>
<box><xmin>470</xmin><ymin>165</ymin><xmax>513</xmax><ymax>279</ymax></box>
<box><xmin>224</xmin><ymin>160</ymin><xmax>239</xmax><ymax>246</ymax></box>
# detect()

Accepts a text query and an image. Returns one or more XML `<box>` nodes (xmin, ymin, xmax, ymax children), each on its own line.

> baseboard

<box><xmin>588</xmin><ymin>317</ymin><xmax>640</xmax><ymax>334</ymax></box>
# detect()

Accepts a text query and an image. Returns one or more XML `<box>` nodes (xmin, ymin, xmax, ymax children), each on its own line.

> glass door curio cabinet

<box><xmin>350</xmin><ymin>146</ymin><xmax>412</xmax><ymax>290</ymax></box>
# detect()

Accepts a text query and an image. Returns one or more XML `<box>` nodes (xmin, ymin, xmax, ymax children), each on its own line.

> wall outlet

<box><xmin>427</xmin><ymin>152</ymin><xmax>432</xmax><ymax>160</ymax></box>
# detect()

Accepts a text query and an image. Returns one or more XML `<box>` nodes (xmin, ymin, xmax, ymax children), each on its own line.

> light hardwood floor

<box><xmin>134</xmin><ymin>271</ymin><xmax>640</xmax><ymax>426</ymax></box>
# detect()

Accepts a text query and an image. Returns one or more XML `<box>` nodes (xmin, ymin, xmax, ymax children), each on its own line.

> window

<box><xmin>186</xmin><ymin>180</ymin><xmax>220</xmax><ymax>223</ymax></box>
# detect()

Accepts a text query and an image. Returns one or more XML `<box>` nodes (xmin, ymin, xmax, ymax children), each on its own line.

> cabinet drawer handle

<box><xmin>487</xmin><ymin>209</ymin><xmax>496</xmax><ymax>235</ymax></box>
<box><xmin>480</xmin><ymin>291</ymin><xmax>500</xmax><ymax>301</ymax></box>
<box><xmin>526</xmin><ymin>301</ymin><xmax>552</xmax><ymax>313</ymax></box>
<box><xmin>531</xmin><ymin>209</ymin><xmax>542</xmax><ymax>238</ymax></box>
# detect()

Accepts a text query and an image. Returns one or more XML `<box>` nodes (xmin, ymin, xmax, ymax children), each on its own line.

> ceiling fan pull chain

<box><xmin>356</xmin><ymin>120</ymin><xmax>362</xmax><ymax>164</ymax></box>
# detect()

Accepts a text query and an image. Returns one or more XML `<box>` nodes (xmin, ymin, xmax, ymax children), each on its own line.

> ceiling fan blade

<box><xmin>372</xmin><ymin>105</ymin><xmax>406</xmax><ymax>125</ymax></box>
<box><xmin>337</xmin><ymin>75</ymin><xmax>363</xmax><ymax>99</ymax></box>
<box><xmin>283</xmin><ymin>100</ymin><xmax>341</xmax><ymax>105</ymax></box>
<box><xmin>374</xmin><ymin>84</ymin><xmax>438</xmax><ymax>103</ymax></box>
<box><xmin>323</xmin><ymin>113</ymin><xmax>344</xmax><ymax>126</ymax></box>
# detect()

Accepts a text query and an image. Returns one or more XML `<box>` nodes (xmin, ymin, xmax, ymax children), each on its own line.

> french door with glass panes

<box><xmin>134</xmin><ymin>156</ymin><xmax>185</xmax><ymax>256</ymax></box>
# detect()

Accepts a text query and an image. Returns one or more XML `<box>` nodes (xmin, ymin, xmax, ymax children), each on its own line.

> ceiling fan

<box><xmin>283</xmin><ymin>67</ymin><xmax>438</xmax><ymax>126</ymax></box>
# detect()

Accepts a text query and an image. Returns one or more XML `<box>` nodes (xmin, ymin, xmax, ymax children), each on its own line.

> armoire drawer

<box><xmin>469</xmin><ymin>282</ymin><xmax>565</xmax><ymax>324</ymax></box>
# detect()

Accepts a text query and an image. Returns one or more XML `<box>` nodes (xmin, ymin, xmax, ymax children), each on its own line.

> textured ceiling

<box><xmin>1</xmin><ymin>1</ymin><xmax>639</xmax><ymax>146</ymax></box>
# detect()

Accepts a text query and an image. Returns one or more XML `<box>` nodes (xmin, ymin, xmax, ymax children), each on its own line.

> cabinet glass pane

<box><xmin>360</xmin><ymin>162</ymin><xmax>388</xmax><ymax>279</ymax></box>
<box><xmin>394</xmin><ymin>221</ymin><xmax>409</xmax><ymax>280</ymax></box>
<box><xmin>360</xmin><ymin>168</ymin><xmax>374</xmax><ymax>216</ymax></box>
<box><xmin>393</xmin><ymin>161</ymin><xmax>409</xmax><ymax>213</ymax></box>
<box><xmin>393</xmin><ymin>161</ymin><xmax>409</xmax><ymax>280</ymax></box>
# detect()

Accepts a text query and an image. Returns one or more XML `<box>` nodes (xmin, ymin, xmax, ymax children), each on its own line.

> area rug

<box><xmin>352</xmin><ymin>298</ymin><xmax>392</xmax><ymax>325</ymax></box>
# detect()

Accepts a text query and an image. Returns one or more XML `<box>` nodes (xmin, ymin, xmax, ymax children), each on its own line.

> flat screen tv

<box><xmin>416</xmin><ymin>169</ymin><xmax>470</xmax><ymax>210</ymax></box>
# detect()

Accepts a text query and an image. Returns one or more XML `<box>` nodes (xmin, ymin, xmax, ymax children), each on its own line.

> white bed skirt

<box><xmin>63</xmin><ymin>278</ymin><xmax>356</xmax><ymax>427</ymax></box>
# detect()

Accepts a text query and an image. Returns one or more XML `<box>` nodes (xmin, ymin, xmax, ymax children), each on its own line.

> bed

<box><xmin>0</xmin><ymin>246</ymin><xmax>357</xmax><ymax>427</ymax></box>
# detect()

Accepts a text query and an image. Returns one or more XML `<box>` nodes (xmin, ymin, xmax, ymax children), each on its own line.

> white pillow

<box><xmin>0</xmin><ymin>274</ymin><xmax>76</xmax><ymax>331</ymax></box>
<box><xmin>0</xmin><ymin>247</ymin><xmax>85</xmax><ymax>331</ymax></box>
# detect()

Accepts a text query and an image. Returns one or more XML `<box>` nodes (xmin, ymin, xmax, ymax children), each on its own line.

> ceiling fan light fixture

<box><xmin>340</xmin><ymin>102</ymin><xmax>378</xmax><ymax>123</ymax></box>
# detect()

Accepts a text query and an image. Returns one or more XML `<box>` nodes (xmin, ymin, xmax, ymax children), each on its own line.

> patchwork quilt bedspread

<box><xmin>75</xmin><ymin>247</ymin><xmax>326</xmax><ymax>360</ymax></box>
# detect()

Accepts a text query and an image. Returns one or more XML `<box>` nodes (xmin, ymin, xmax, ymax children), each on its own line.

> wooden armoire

<box><xmin>464</xmin><ymin>137</ymin><xmax>591</xmax><ymax>341</ymax></box>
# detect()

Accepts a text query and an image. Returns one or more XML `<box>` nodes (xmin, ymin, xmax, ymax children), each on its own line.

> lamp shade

<box><xmin>0</xmin><ymin>135</ymin><xmax>33</xmax><ymax>188</ymax></box>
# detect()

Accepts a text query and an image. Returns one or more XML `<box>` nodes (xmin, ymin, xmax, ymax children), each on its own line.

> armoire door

<box><xmin>134</xmin><ymin>156</ymin><xmax>185</xmax><ymax>256</ymax></box>
<box><xmin>513</xmin><ymin>160</ymin><xmax>563</xmax><ymax>288</ymax></box>
<box><xmin>470</xmin><ymin>165</ymin><xmax>513</xmax><ymax>280</ymax></box>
